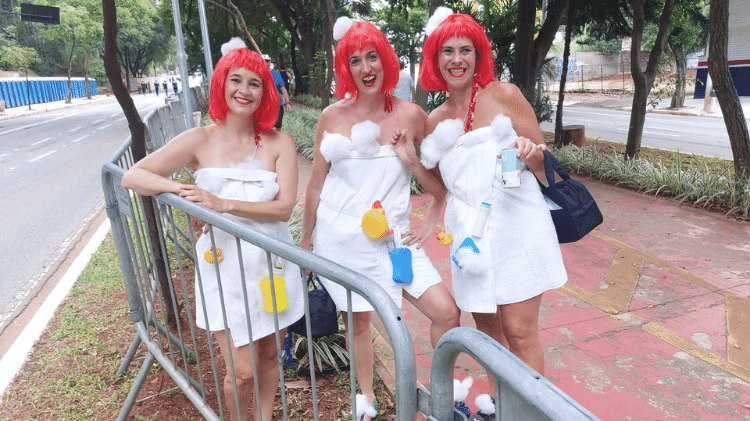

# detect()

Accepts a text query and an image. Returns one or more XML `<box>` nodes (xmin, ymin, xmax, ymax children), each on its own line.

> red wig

<box><xmin>334</xmin><ymin>21</ymin><xmax>399</xmax><ymax>101</ymax></box>
<box><xmin>209</xmin><ymin>48</ymin><xmax>279</xmax><ymax>132</ymax></box>
<box><xmin>420</xmin><ymin>13</ymin><xmax>496</xmax><ymax>92</ymax></box>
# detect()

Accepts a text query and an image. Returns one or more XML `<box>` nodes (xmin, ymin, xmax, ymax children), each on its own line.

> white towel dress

<box><xmin>420</xmin><ymin>115</ymin><xmax>567</xmax><ymax>313</ymax></box>
<box><xmin>313</xmin><ymin>121</ymin><xmax>443</xmax><ymax>312</ymax></box>
<box><xmin>193</xmin><ymin>162</ymin><xmax>304</xmax><ymax>346</ymax></box>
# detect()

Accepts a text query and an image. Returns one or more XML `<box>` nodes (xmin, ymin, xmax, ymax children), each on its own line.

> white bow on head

<box><xmin>333</xmin><ymin>16</ymin><xmax>354</xmax><ymax>41</ymax></box>
<box><xmin>425</xmin><ymin>6</ymin><xmax>454</xmax><ymax>36</ymax></box>
<box><xmin>221</xmin><ymin>37</ymin><xmax>247</xmax><ymax>56</ymax></box>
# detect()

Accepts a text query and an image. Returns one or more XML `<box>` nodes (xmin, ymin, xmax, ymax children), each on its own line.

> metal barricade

<box><xmin>420</xmin><ymin>328</ymin><xmax>601</xmax><ymax>421</ymax></box>
<box><xmin>102</xmin><ymin>94</ymin><xmax>600</xmax><ymax>421</ymax></box>
<box><xmin>101</xmin><ymin>98</ymin><xmax>417</xmax><ymax>420</ymax></box>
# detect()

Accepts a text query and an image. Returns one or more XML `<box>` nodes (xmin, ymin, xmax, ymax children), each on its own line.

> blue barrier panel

<box><xmin>32</xmin><ymin>81</ymin><xmax>42</xmax><ymax>103</ymax></box>
<box><xmin>0</xmin><ymin>82</ymin><xmax>9</xmax><ymax>107</ymax></box>
<box><xmin>13</xmin><ymin>81</ymin><xmax>24</xmax><ymax>107</ymax></box>
<box><xmin>91</xmin><ymin>79</ymin><xmax>98</xmax><ymax>96</ymax></box>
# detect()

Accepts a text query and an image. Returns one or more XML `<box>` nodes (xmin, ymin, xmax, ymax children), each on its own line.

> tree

<box><xmin>102</xmin><ymin>0</ymin><xmax>178</xmax><ymax>325</ymax></box>
<box><xmin>624</xmin><ymin>0</ymin><xmax>675</xmax><ymax>159</ymax></box>
<box><xmin>116</xmin><ymin>0</ymin><xmax>171</xmax><ymax>89</ymax></box>
<box><xmin>0</xmin><ymin>44</ymin><xmax>39</xmax><ymax>110</ymax></box>
<box><xmin>707</xmin><ymin>0</ymin><xmax>750</xmax><ymax>178</ymax></box>
<box><xmin>665</xmin><ymin>1</ymin><xmax>708</xmax><ymax>108</ymax></box>
<box><xmin>514</xmin><ymin>0</ymin><xmax>568</xmax><ymax>95</ymax></box>
<box><xmin>37</xmin><ymin>1</ymin><xmax>87</xmax><ymax>102</ymax></box>
<box><xmin>378</xmin><ymin>3</ymin><xmax>428</xmax><ymax>84</ymax></box>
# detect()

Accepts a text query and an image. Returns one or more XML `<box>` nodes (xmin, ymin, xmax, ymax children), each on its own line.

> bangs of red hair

<box><xmin>209</xmin><ymin>48</ymin><xmax>279</xmax><ymax>132</ymax></box>
<box><xmin>334</xmin><ymin>21</ymin><xmax>399</xmax><ymax>100</ymax></box>
<box><xmin>420</xmin><ymin>13</ymin><xmax>496</xmax><ymax>92</ymax></box>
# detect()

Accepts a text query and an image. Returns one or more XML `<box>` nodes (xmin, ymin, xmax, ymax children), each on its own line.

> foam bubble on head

<box><xmin>425</xmin><ymin>7</ymin><xmax>454</xmax><ymax>36</ymax></box>
<box><xmin>333</xmin><ymin>16</ymin><xmax>354</xmax><ymax>41</ymax></box>
<box><xmin>221</xmin><ymin>37</ymin><xmax>247</xmax><ymax>56</ymax></box>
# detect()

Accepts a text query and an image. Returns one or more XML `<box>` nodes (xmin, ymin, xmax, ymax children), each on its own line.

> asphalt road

<box><xmin>540</xmin><ymin>105</ymin><xmax>737</xmax><ymax>159</ymax></box>
<box><xmin>0</xmin><ymin>94</ymin><xmax>163</xmax><ymax>334</ymax></box>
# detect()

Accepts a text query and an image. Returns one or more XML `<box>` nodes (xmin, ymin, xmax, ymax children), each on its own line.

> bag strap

<box><xmin>307</xmin><ymin>272</ymin><xmax>329</xmax><ymax>293</ymax></box>
<box><xmin>541</xmin><ymin>151</ymin><xmax>571</xmax><ymax>188</ymax></box>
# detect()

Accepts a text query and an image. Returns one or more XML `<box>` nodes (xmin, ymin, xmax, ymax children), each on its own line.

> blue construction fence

<box><xmin>0</xmin><ymin>77</ymin><xmax>98</xmax><ymax>108</ymax></box>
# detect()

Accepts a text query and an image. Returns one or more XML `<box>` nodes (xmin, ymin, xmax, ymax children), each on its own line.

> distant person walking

<box><xmin>163</xmin><ymin>81</ymin><xmax>168</xmax><ymax>96</ymax></box>
<box><xmin>155</xmin><ymin>82</ymin><xmax>160</xmax><ymax>96</ymax></box>
<box><xmin>172</xmin><ymin>80</ymin><xmax>178</xmax><ymax>94</ymax></box>
<box><xmin>263</xmin><ymin>54</ymin><xmax>292</xmax><ymax>129</ymax></box>
<box><xmin>393</xmin><ymin>61</ymin><xmax>414</xmax><ymax>102</ymax></box>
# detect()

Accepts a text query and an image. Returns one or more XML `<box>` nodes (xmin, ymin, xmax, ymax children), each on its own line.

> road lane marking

<box><xmin>27</xmin><ymin>150</ymin><xmax>57</xmax><ymax>162</ymax></box>
<box><xmin>98</xmin><ymin>123</ymin><xmax>111</xmax><ymax>131</ymax></box>
<box><xmin>31</xmin><ymin>137</ymin><xmax>52</xmax><ymax>146</ymax></box>
<box><xmin>70</xmin><ymin>135</ymin><xmax>89</xmax><ymax>143</ymax></box>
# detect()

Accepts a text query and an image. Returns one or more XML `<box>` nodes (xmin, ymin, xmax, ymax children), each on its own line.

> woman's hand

<box><xmin>392</xmin><ymin>129</ymin><xmax>419</xmax><ymax>167</ymax></box>
<box><xmin>179</xmin><ymin>184</ymin><xmax>228</xmax><ymax>213</ymax></box>
<box><xmin>190</xmin><ymin>216</ymin><xmax>208</xmax><ymax>234</ymax></box>
<box><xmin>401</xmin><ymin>221</ymin><xmax>435</xmax><ymax>249</ymax></box>
<box><xmin>298</xmin><ymin>236</ymin><xmax>313</xmax><ymax>251</ymax></box>
<box><xmin>503</xmin><ymin>136</ymin><xmax>547</xmax><ymax>171</ymax></box>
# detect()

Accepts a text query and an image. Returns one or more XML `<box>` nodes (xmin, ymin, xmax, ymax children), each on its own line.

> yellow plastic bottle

<box><xmin>260</xmin><ymin>262</ymin><xmax>288</xmax><ymax>313</ymax></box>
<box><xmin>362</xmin><ymin>200</ymin><xmax>389</xmax><ymax>239</ymax></box>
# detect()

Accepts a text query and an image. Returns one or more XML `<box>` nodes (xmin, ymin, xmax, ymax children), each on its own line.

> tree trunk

<box><xmin>554</xmin><ymin>13</ymin><xmax>573</xmax><ymax>148</ymax></box>
<box><xmin>84</xmin><ymin>49</ymin><xmax>92</xmax><ymax>100</ymax></box>
<box><xmin>102</xmin><ymin>0</ymin><xmax>178</xmax><ymax>325</ymax></box>
<box><xmin>514</xmin><ymin>0</ymin><xmax>569</xmax><ymax>94</ymax></box>
<box><xmin>322</xmin><ymin>0</ymin><xmax>336</xmax><ymax>108</ymax></box>
<box><xmin>66</xmin><ymin>33</ymin><xmax>76</xmax><ymax>103</ymax></box>
<box><xmin>708</xmin><ymin>0</ymin><xmax>750</xmax><ymax>178</ymax></box>
<box><xmin>625</xmin><ymin>0</ymin><xmax>675</xmax><ymax>159</ymax></box>
<box><xmin>669</xmin><ymin>41</ymin><xmax>686</xmax><ymax>108</ymax></box>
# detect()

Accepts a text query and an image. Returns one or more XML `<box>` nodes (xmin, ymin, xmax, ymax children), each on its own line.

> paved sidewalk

<box><xmin>373</xmin><ymin>185</ymin><xmax>750</xmax><ymax>421</ymax></box>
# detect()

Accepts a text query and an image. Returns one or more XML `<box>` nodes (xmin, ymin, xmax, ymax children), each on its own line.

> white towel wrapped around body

<box><xmin>313</xmin><ymin>121</ymin><xmax>442</xmax><ymax>312</ymax></box>
<box><xmin>422</xmin><ymin>115</ymin><xmax>567</xmax><ymax>312</ymax></box>
<box><xmin>193</xmin><ymin>164</ymin><xmax>304</xmax><ymax>346</ymax></box>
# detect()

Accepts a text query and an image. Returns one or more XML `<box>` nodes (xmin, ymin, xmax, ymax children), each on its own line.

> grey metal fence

<box><xmin>102</xmin><ymin>90</ymin><xmax>600</xmax><ymax>421</ymax></box>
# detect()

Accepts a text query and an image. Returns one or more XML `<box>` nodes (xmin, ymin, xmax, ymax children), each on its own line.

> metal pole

<box><xmin>197</xmin><ymin>0</ymin><xmax>213</xmax><ymax>83</ymax></box>
<box><xmin>170</xmin><ymin>0</ymin><xmax>194</xmax><ymax>128</ymax></box>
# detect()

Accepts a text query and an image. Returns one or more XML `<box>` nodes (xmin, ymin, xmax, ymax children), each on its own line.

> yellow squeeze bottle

<box><xmin>260</xmin><ymin>262</ymin><xmax>288</xmax><ymax>313</ymax></box>
<box><xmin>362</xmin><ymin>200</ymin><xmax>389</xmax><ymax>239</ymax></box>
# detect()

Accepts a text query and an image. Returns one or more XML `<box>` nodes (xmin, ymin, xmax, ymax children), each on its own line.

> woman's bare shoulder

<box><xmin>485</xmin><ymin>80</ymin><xmax>523</xmax><ymax>100</ymax></box>
<box><xmin>425</xmin><ymin>102</ymin><xmax>451</xmax><ymax>135</ymax></box>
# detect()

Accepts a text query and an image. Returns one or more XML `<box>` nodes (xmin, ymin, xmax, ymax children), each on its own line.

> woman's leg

<box><xmin>254</xmin><ymin>331</ymin><xmax>282</xmax><ymax>421</ymax></box>
<box><xmin>342</xmin><ymin>311</ymin><xmax>376</xmax><ymax>420</ymax></box>
<box><xmin>214</xmin><ymin>330</ymin><xmax>253</xmax><ymax>421</ymax></box>
<box><xmin>498</xmin><ymin>294</ymin><xmax>545</xmax><ymax>375</ymax></box>
<box><xmin>404</xmin><ymin>283</ymin><xmax>461</xmax><ymax>348</ymax></box>
<box><xmin>214</xmin><ymin>330</ymin><xmax>282</xmax><ymax>421</ymax></box>
<box><xmin>471</xmin><ymin>311</ymin><xmax>507</xmax><ymax>396</ymax></box>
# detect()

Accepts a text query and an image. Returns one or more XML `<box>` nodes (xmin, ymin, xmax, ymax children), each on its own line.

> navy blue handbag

<box><xmin>538</xmin><ymin>151</ymin><xmax>603</xmax><ymax>243</ymax></box>
<box><xmin>288</xmin><ymin>273</ymin><xmax>339</xmax><ymax>338</ymax></box>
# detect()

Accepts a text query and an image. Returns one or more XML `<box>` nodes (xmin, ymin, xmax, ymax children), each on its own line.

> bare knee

<box><xmin>434</xmin><ymin>302</ymin><xmax>460</xmax><ymax>329</ymax></box>
<box><xmin>346</xmin><ymin>312</ymin><xmax>372</xmax><ymax>337</ymax></box>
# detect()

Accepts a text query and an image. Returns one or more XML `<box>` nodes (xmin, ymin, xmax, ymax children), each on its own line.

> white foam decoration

<box><xmin>221</xmin><ymin>37</ymin><xmax>246</xmax><ymax>56</ymax></box>
<box><xmin>475</xmin><ymin>394</ymin><xmax>496</xmax><ymax>415</ymax></box>
<box><xmin>350</xmin><ymin>120</ymin><xmax>381</xmax><ymax>156</ymax></box>
<box><xmin>454</xmin><ymin>376</ymin><xmax>473</xmax><ymax>402</ymax></box>
<box><xmin>425</xmin><ymin>6</ymin><xmax>454</xmax><ymax>36</ymax></box>
<box><xmin>333</xmin><ymin>16</ymin><xmax>354</xmax><ymax>41</ymax></box>
<box><xmin>419</xmin><ymin>118</ymin><xmax>463</xmax><ymax>169</ymax></box>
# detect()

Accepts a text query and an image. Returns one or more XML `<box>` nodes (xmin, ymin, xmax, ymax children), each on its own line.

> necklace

<box><xmin>463</xmin><ymin>81</ymin><xmax>479</xmax><ymax>133</ymax></box>
<box><xmin>254</xmin><ymin>123</ymin><xmax>262</xmax><ymax>147</ymax></box>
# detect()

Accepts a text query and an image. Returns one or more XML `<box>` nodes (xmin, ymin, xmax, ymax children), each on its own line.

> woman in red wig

<box><xmin>299</xmin><ymin>17</ymin><xmax>460</xmax><ymax>421</ymax></box>
<box><xmin>419</xmin><ymin>8</ymin><xmax>567</xmax><ymax>420</ymax></box>
<box><xmin>122</xmin><ymin>38</ymin><xmax>303</xmax><ymax>421</ymax></box>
